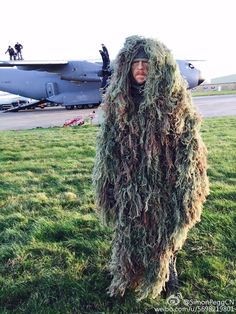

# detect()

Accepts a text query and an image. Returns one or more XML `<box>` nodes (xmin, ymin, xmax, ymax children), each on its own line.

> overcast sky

<box><xmin>0</xmin><ymin>0</ymin><xmax>235</xmax><ymax>81</ymax></box>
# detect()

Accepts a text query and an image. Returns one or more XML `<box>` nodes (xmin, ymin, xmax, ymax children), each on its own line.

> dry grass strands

<box><xmin>93</xmin><ymin>35</ymin><xmax>209</xmax><ymax>300</ymax></box>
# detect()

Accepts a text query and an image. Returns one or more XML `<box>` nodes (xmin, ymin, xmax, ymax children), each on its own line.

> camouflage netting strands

<box><xmin>93</xmin><ymin>35</ymin><xmax>209</xmax><ymax>300</ymax></box>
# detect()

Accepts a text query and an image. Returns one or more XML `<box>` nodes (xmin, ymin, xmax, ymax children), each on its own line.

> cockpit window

<box><xmin>188</xmin><ymin>63</ymin><xmax>195</xmax><ymax>69</ymax></box>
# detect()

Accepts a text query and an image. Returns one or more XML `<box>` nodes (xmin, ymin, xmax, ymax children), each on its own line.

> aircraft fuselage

<box><xmin>0</xmin><ymin>59</ymin><xmax>204</xmax><ymax>110</ymax></box>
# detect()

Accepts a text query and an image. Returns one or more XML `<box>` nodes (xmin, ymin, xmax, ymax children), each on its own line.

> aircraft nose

<box><xmin>198</xmin><ymin>72</ymin><xmax>205</xmax><ymax>85</ymax></box>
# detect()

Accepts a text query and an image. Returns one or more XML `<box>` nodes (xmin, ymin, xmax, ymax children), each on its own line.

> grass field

<box><xmin>0</xmin><ymin>118</ymin><xmax>235</xmax><ymax>313</ymax></box>
<box><xmin>192</xmin><ymin>90</ymin><xmax>236</xmax><ymax>97</ymax></box>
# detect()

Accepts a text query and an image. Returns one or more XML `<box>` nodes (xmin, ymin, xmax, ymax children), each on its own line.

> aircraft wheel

<box><xmin>65</xmin><ymin>105</ymin><xmax>75</xmax><ymax>110</ymax></box>
<box><xmin>76</xmin><ymin>104</ymin><xmax>84</xmax><ymax>109</ymax></box>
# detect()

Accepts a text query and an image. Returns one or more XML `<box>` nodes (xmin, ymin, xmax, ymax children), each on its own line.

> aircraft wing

<box><xmin>0</xmin><ymin>60</ymin><xmax>69</xmax><ymax>71</ymax></box>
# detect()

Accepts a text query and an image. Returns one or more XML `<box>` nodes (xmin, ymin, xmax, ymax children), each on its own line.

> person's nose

<box><xmin>137</xmin><ymin>61</ymin><xmax>144</xmax><ymax>69</ymax></box>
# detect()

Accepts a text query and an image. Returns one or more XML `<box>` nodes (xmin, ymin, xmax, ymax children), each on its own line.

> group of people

<box><xmin>1</xmin><ymin>37</ymin><xmax>209</xmax><ymax>300</ymax></box>
<box><xmin>5</xmin><ymin>42</ymin><xmax>23</xmax><ymax>60</ymax></box>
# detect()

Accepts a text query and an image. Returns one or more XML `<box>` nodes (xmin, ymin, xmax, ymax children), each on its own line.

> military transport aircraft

<box><xmin>0</xmin><ymin>57</ymin><xmax>204</xmax><ymax>112</ymax></box>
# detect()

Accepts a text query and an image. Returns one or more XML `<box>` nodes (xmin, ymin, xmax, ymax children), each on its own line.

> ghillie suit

<box><xmin>93</xmin><ymin>35</ymin><xmax>209</xmax><ymax>300</ymax></box>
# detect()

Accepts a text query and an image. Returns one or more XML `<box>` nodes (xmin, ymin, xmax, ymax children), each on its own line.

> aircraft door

<box><xmin>46</xmin><ymin>83</ymin><xmax>58</xmax><ymax>97</ymax></box>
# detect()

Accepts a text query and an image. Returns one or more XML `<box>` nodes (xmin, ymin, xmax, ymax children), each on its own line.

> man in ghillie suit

<box><xmin>93</xmin><ymin>35</ymin><xmax>209</xmax><ymax>300</ymax></box>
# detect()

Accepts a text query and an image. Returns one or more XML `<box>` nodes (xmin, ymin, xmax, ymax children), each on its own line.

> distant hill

<box><xmin>211</xmin><ymin>74</ymin><xmax>236</xmax><ymax>84</ymax></box>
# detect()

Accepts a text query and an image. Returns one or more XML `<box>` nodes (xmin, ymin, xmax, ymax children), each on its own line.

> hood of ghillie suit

<box><xmin>93</xmin><ymin>35</ymin><xmax>209</xmax><ymax>300</ymax></box>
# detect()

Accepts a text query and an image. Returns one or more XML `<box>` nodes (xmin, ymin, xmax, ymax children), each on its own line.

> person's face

<box><xmin>131</xmin><ymin>59</ymin><xmax>149</xmax><ymax>84</ymax></box>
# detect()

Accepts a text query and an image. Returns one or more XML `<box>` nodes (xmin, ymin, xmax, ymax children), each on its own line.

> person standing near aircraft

<box><xmin>14</xmin><ymin>42</ymin><xmax>23</xmax><ymax>60</ymax></box>
<box><xmin>93</xmin><ymin>35</ymin><xmax>209</xmax><ymax>299</ymax></box>
<box><xmin>99</xmin><ymin>44</ymin><xmax>110</xmax><ymax>71</ymax></box>
<box><xmin>5</xmin><ymin>46</ymin><xmax>16</xmax><ymax>60</ymax></box>
<box><xmin>99</xmin><ymin>44</ymin><xmax>111</xmax><ymax>91</ymax></box>
<box><xmin>101</xmin><ymin>43</ymin><xmax>109</xmax><ymax>62</ymax></box>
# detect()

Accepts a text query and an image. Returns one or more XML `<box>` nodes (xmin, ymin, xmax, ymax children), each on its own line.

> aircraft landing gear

<box><xmin>76</xmin><ymin>104</ymin><xmax>84</xmax><ymax>109</ymax></box>
<box><xmin>65</xmin><ymin>105</ymin><xmax>75</xmax><ymax>110</ymax></box>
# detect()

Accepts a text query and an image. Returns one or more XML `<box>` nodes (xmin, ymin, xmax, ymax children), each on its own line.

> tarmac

<box><xmin>0</xmin><ymin>95</ymin><xmax>236</xmax><ymax>131</ymax></box>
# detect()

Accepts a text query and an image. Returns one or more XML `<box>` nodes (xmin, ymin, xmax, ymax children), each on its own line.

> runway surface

<box><xmin>0</xmin><ymin>94</ymin><xmax>236</xmax><ymax>131</ymax></box>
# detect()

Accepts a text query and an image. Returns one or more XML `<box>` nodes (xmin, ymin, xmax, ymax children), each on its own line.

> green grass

<box><xmin>192</xmin><ymin>89</ymin><xmax>236</xmax><ymax>97</ymax></box>
<box><xmin>0</xmin><ymin>119</ymin><xmax>235</xmax><ymax>313</ymax></box>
